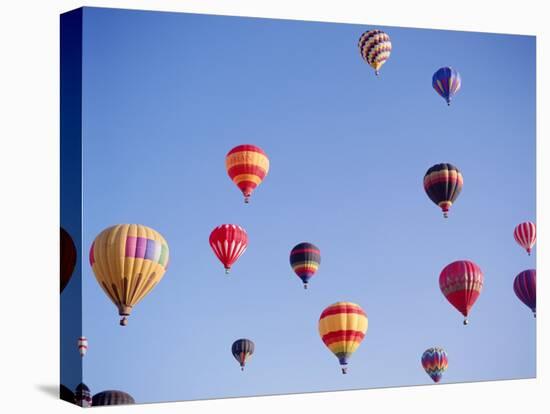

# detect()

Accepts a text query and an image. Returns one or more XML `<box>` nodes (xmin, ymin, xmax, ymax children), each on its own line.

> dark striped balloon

<box><xmin>513</xmin><ymin>269</ymin><xmax>536</xmax><ymax>317</ymax></box>
<box><xmin>424</xmin><ymin>163</ymin><xmax>463</xmax><ymax>218</ymax></box>
<box><xmin>231</xmin><ymin>338</ymin><xmax>255</xmax><ymax>371</ymax></box>
<box><xmin>290</xmin><ymin>242</ymin><xmax>321</xmax><ymax>289</ymax></box>
<box><xmin>92</xmin><ymin>390</ymin><xmax>135</xmax><ymax>406</ymax></box>
<box><xmin>74</xmin><ymin>383</ymin><xmax>92</xmax><ymax>407</ymax></box>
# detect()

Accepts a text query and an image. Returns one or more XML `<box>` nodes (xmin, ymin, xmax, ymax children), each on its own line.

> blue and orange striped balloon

<box><xmin>289</xmin><ymin>242</ymin><xmax>321</xmax><ymax>289</ymax></box>
<box><xmin>432</xmin><ymin>67</ymin><xmax>461</xmax><ymax>105</ymax></box>
<box><xmin>421</xmin><ymin>347</ymin><xmax>448</xmax><ymax>383</ymax></box>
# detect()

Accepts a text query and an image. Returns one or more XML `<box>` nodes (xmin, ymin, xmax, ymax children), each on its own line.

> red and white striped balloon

<box><xmin>209</xmin><ymin>224</ymin><xmax>248</xmax><ymax>274</ymax></box>
<box><xmin>78</xmin><ymin>336</ymin><xmax>88</xmax><ymax>357</ymax></box>
<box><xmin>513</xmin><ymin>221</ymin><xmax>536</xmax><ymax>255</ymax></box>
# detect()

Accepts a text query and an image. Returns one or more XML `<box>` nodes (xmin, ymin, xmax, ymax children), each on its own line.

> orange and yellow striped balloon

<box><xmin>89</xmin><ymin>224</ymin><xmax>169</xmax><ymax>326</ymax></box>
<box><xmin>318</xmin><ymin>302</ymin><xmax>368</xmax><ymax>374</ymax></box>
<box><xmin>225</xmin><ymin>144</ymin><xmax>269</xmax><ymax>203</ymax></box>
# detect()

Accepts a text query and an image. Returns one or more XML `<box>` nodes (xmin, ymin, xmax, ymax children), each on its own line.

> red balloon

<box><xmin>60</xmin><ymin>227</ymin><xmax>77</xmax><ymax>293</ymax></box>
<box><xmin>209</xmin><ymin>224</ymin><xmax>248</xmax><ymax>274</ymax></box>
<box><xmin>513</xmin><ymin>221</ymin><xmax>536</xmax><ymax>255</ymax></box>
<box><xmin>439</xmin><ymin>260</ymin><xmax>483</xmax><ymax>325</ymax></box>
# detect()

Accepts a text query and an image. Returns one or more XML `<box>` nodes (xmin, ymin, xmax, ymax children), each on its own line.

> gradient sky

<box><xmin>61</xmin><ymin>6</ymin><xmax>536</xmax><ymax>404</ymax></box>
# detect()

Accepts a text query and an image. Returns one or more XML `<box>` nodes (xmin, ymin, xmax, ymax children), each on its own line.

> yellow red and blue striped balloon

<box><xmin>89</xmin><ymin>224</ymin><xmax>169</xmax><ymax>326</ymax></box>
<box><xmin>358</xmin><ymin>29</ymin><xmax>392</xmax><ymax>76</ymax></box>
<box><xmin>225</xmin><ymin>144</ymin><xmax>269</xmax><ymax>203</ymax></box>
<box><xmin>318</xmin><ymin>302</ymin><xmax>368</xmax><ymax>374</ymax></box>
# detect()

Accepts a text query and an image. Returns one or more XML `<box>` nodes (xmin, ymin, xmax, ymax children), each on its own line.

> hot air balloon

<box><xmin>424</xmin><ymin>163</ymin><xmax>463</xmax><ymax>218</ymax></box>
<box><xmin>318</xmin><ymin>302</ymin><xmax>368</xmax><ymax>374</ymax></box>
<box><xmin>421</xmin><ymin>347</ymin><xmax>448</xmax><ymax>383</ymax></box>
<box><xmin>231</xmin><ymin>338</ymin><xmax>255</xmax><ymax>371</ymax></box>
<box><xmin>60</xmin><ymin>227</ymin><xmax>76</xmax><ymax>293</ymax></box>
<box><xmin>439</xmin><ymin>260</ymin><xmax>483</xmax><ymax>325</ymax></box>
<box><xmin>432</xmin><ymin>66</ymin><xmax>461</xmax><ymax>105</ymax></box>
<box><xmin>92</xmin><ymin>390</ymin><xmax>135</xmax><ymax>406</ymax></box>
<box><xmin>77</xmin><ymin>336</ymin><xmax>88</xmax><ymax>357</ymax></box>
<box><xmin>60</xmin><ymin>384</ymin><xmax>75</xmax><ymax>404</ymax></box>
<box><xmin>209</xmin><ymin>224</ymin><xmax>248</xmax><ymax>274</ymax></box>
<box><xmin>89</xmin><ymin>224</ymin><xmax>169</xmax><ymax>326</ymax></box>
<box><xmin>75</xmin><ymin>383</ymin><xmax>92</xmax><ymax>407</ymax></box>
<box><xmin>358</xmin><ymin>29</ymin><xmax>392</xmax><ymax>76</ymax></box>
<box><xmin>290</xmin><ymin>242</ymin><xmax>321</xmax><ymax>289</ymax></box>
<box><xmin>226</xmin><ymin>144</ymin><xmax>270</xmax><ymax>203</ymax></box>
<box><xmin>514</xmin><ymin>269</ymin><xmax>536</xmax><ymax>317</ymax></box>
<box><xmin>514</xmin><ymin>222</ymin><xmax>536</xmax><ymax>255</ymax></box>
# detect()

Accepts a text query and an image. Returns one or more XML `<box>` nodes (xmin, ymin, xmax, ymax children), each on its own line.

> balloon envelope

<box><xmin>290</xmin><ymin>242</ymin><xmax>321</xmax><ymax>289</ymax></box>
<box><xmin>432</xmin><ymin>66</ymin><xmax>461</xmax><ymax>105</ymax></box>
<box><xmin>439</xmin><ymin>260</ymin><xmax>483</xmax><ymax>324</ymax></box>
<box><xmin>60</xmin><ymin>384</ymin><xmax>75</xmax><ymax>404</ymax></box>
<box><xmin>424</xmin><ymin>163</ymin><xmax>463</xmax><ymax>218</ymax></box>
<box><xmin>318</xmin><ymin>302</ymin><xmax>368</xmax><ymax>374</ymax></box>
<box><xmin>226</xmin><ymin>144</ymin><xmax>269</xmax><ymax>203</ymax></box>
<box><xmin>90</xmin><ymin>224</ymin><xmax>169</xmax><ymax>326</ymax></box>
<box><xmin>513</xmin><ymin>269</ymin><xmax>536</xmax><ymax>316</ymax></box>
<box><xmin>358</xmin><ymin>29</ymin><xmax>392</xmax><ymax>75</ymax></box>
<box><xmin>209</xmin><ymin>224</ymin><xmax>248</xmax><ymax>274</ymax></box>
<box><xmin>421</xmin><ymin>347</ymin><xmax>448</xmax><ymax>383</ymax></box>
<box><xmin>92</xmin><ymin>390</ymin><xmax>135</xmax><ymax>406</ymax></box>
<box><xmin>60</xmin><ymin>227</ymin><xmax>77</xmax><ymax>293</ymax></box>
<box><xmin>75</xmin><ymin>383</ymin><xmax>92</xmax><ymax>407</ymax></box>
<box><xmin>231</xmin><ymin>338</ymin><xmax>255</xmax><ymax>370</ymax></box>
<box><xmin>514</xmin><ymin>222</ymin><xmax>536</xmax><ymax>255</ymax></box>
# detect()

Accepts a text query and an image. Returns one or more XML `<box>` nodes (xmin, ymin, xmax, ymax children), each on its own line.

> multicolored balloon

<box><xmin>75</xmin><ymin>383</ymin><xmax>92</xmax><ymax>407</ymax></box>
<box><xmin>424</xmin><ymin>163</ymin><xmax>463</xmax><ymax>218</ymax></box>
<box><xmin>60</xmin><ymin>227</ymin><xmax>76</xmax><ymax>293</ymax></box>
<box><xmin>90</xmin><ymin>224</ymin><xmax>169</xmax><ymax>326</ymax></box>
<box><xmin>209</xmin><ymin>224</ymin><xmax>248</xmax><ymax>274</ymax></box>
<box><xmin>421</xmin><ymin>347</ymin><xmax>448</xmax><ymax>383</ymax></box>
<box><xmin>318</xmin><ymin>302</ymin><xmax>368</xmax><ymax>374</ymax></box>
<box><xmin>358</xmin><ymin>29</ymin><xmax>392</xmax><ymax>76</ymax></box>
<box><xmin>513</xmin><ymin>269</ymin><xmax>536</xmax><ymax>317</ymax></box>
<box><xmin>77</xmin><ymin>336</ymin><xmax>88</xmax><ymax>357</ymax></box>
<box><xmin>432</xmin><ymin>66</ymin><xmax>461</xmax><ymax>105</ymax></box>
<box><xmin>92</xmin><ymin>390</ymin><xmax>135</xmax><ymax>406</ymax></box>
<box><xmin>514</xmin><ymin>222</ymin><xmax>536</xmax><ymax>255</ymax></box>
<box><xmin>290</xmin><ymin>242</ymin><xmax>321</xmax><ymax>289</ymax></box>
<box><xmin>439</xmin><ymin>260</ymin><xmax>483</xmax><ymax>325</ymax></box>
<box><xmin>231</xmin><ymin>338</ymin><xmax>255</xmax><ymax>371</ymax></box>
<box><xmin>226</xmin><ymin>144</ymin><xmax>270</xmax><ymax>203</ymax></box>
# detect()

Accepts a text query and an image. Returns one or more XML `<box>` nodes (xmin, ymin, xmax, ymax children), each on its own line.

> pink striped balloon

<box><xmin>513</xmin><ymin>222</ymin><xmax>536</xmax><ymax>255</ymax></box>
<box><xmin>78</xmin><ymin>336</ymin><xmax>88</xmax><ymax>357</ymax></box>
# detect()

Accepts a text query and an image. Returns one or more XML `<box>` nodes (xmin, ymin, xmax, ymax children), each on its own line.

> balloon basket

<box><xmin>463</xmin><ymin>318</ymin><xmax>469</xmax><ymax>326</ymax></box>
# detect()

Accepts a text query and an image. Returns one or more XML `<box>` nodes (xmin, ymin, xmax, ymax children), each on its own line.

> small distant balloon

<box><xmin>432</xmin><ymin>66</ymin><xmax>461</xmax><ymax>105</ymax></box>
<box><xmin>226</xmin><ymin>144</ymin><xmax>270</xmax><ymax>203</ymax></box>
<box><xmin>209</xmin><ymin>224</ymin><xmax>248</xmax><ymax>274</ymax></box>
<box><xmin>513</xmin><ymin>269</ymin><xmax>536</xmax><ymax>317</ymax></box>
<box><xmin>77</xmin><ymin>336</ymin><xmax>88</xmax><ymax>357</ymax></box>
<box><xmin>440</xmin><ymin>260</ymin><xmax>483</xmax><ymax>325</ymax></box>
<box><xmin>358</xmin><ymin>29</ymin><xmax>392</xmax><ymax>76</ymax></box>
<box><xmin>424</xmin><ymin>163</ymin><xmax>463</xmax><ymax>218</ymax></box>
<box><xmin>289</xmin><ymin>242</ymin><xmax>321</xmax><ymax>289</ymax></box>
<box><xmin>421</xmin><ymin>347</ymin><xmax>448</xmax><ymax>383</ymax></box>
<box><xmin>319</xmin><ymin>302</ymin><xmax>368</xmax><ymax>374</ymax></box>
<box><xmin>514</xmin><ymin>222</ymin><xmax>536</xmax><ymax>255</ymax></box>
<box><xmin>231</xmin><ymin>338</ymin><xmax>255</xmax><ymax>371</ymax></box>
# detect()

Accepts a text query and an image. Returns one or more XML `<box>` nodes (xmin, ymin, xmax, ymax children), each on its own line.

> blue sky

<box><xmin>61</xmin><ymin>7</ymin><xmax>536</xmax><ymax>403</ymax></box>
